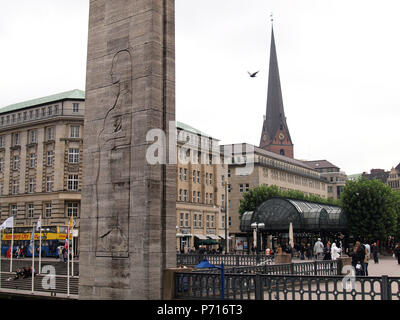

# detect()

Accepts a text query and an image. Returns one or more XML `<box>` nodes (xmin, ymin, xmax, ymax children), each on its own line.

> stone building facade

<box><xmin>0</xmin><ymin>91</ymin><xmax>230</xmax><ymax>254</ymax></box>
<box><xmin>304</xmin><ymin>160</ymin><xmax>347</xmax><ymax>200</ymax></box>
<box><xmin>387</xmin><ymin>164</ymin><xmax>400</xmax><ymax>190</ymax></box>
<box><xmin>224</xmin><ymin>143</ymin><xmax>329</xmax><ymax>246</ymax></box>
<box><xmin>176</xmin><ymin>122</ymin><xmax>229</xmax><ymax>252</ymax></box>
<box><xmin>0</xmin><ymin>89</ymin><xmax>84</xmax><ymax>240</ymax></box>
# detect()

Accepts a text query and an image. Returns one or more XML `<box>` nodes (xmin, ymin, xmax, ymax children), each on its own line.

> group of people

<box><xmin>350</xmin><ymin>241</ymin><xmax>371</xmax><ymax>276</ymax></box>
<box><xmin>393</xmin><ymin>243</ymin><xmax>400</xmax><ymax>265</ymax></box>
<box><xmin>9</xmin><ymin>267</ymin><xmax>35</xmax><ymax>281</ymax></box>
<box><xmin>57</xmin><ymin>245</ymin><xmax>72</xmax><ymax>262</ymax></box>
<box><xmin>311</xmin><ymin>238</ymin><xmax>343</xmax><ymax>261</ymax></box>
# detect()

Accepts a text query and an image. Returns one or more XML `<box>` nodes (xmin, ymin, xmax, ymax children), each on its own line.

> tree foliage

<box><xmin>238</xmin><ymin>184</ymin><xmax>340</xmax><ymax>219</ymax></box>
<box><xmin>341</xmin><ymin>177</ymin><xmax>399</xmax><ymax>242</ymax></box>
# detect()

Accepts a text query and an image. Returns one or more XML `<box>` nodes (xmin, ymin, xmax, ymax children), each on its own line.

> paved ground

<box><xmin>364</xmin><ymin>256</ymin><xmax>400</xmax><ymax>277</ymax></box>
<box><xmin>290</xmin><ymin>256</ymin><xmax>400</xmax><ymax>277</ymax></box>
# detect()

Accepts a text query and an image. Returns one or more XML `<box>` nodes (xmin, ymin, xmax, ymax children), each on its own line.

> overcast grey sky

<box><xmin>0</xmin><ymin>0</ymin><xmax>399</xmax><ymax>175</ymax></box>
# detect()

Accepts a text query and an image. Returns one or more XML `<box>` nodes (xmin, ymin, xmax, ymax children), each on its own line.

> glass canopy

<box><xmin>240</xmin><ymin>198</ymin><xmax>347</xmax><ymax>233</ymax></box>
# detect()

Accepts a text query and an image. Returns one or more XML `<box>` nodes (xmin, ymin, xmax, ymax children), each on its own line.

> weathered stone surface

<box><xmin>80</xmin><ymin>0</ymin><xmax>176</xmax><ymax>299</ymax></box>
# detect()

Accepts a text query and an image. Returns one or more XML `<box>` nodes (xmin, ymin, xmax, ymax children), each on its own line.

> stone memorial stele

<box><xmin>79</xmin><ymin>0</ymin><xmax>176</xmax><ymax>299</ymax></box>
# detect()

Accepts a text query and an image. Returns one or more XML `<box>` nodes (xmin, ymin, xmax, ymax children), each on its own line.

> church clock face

<box><xmin>279</xmin><ymin>133</ymin><xmax>285</xmax><ymax>141</ymax></box>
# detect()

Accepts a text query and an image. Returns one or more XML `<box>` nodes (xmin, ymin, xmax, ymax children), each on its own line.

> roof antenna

<box><xmin>270</xmin><ymin>12</ymin><xmax>274</xmax><ymax>24</ymax></box>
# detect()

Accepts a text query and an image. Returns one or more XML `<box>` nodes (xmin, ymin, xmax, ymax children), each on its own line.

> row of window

<box><xmin>266</xmin><ymin>168</ymin><xmax>325</xmax><ymax>190</ymax></box>
<box><xmin>0</xmin><ymin>148</ymin><xmax>79</xmax><ymax>172</ymax></box>
<box><xmin>256</xmin><ymin>155</ymin><xmax>320</xmax><ymax>179</ymax></box>
<box><xmin>8</xmin><ymin>202</ymin><xmax>79</xmax><ymax>219</ymax></box>
<box><xmin>178</xmin><ymin>148</ymin><xmax>216</xmax><ymax>165</ymax></box>
<box><xmin>388</xmin><ymin>180</ymin><xmax>400</xmax><ymax>189</ymax></box>
<box><xmin>178</xmin><ymin>212</ymin><xmax>232</xmax><ymax>228</ymax></box>
<box><xmin>0</xmin><ymin>103</ymin><xmax>80</xmax><ymax>127</ymax></box>
<box><xmin>176</xmin><ymin>130</ymin><xmax>215</xmax><ymax>149</ymax></box>
<box><xmin>0</xmin><ymin>125</ymin><xmax>80</xmax><ymax>149</ymax></box>
<box><xmin>1</xmin><ymin>174</ymin><xmax>79</xmax><ymax>196</ymax></box>
<box><xmin>178</xmin><ymin>189</ymin><xmax>214</xmax><ymax>205</ymax></box>
<box><xmin>178</xmin><ymin>168</ymin><xmax>214</xmax><ymax>185</ymax></box>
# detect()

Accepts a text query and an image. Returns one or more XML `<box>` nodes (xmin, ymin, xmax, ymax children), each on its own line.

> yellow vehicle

<box><xmin>1</xmin><ymin>225</ymin><xmax>69</xmax><ymax>257</ymax></box>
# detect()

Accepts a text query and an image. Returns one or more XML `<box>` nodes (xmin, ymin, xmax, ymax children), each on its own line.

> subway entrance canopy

<box><xmin>240</xmin><ymin>198</ymin><xmax>347</xmax><ymax>233</ymax></box>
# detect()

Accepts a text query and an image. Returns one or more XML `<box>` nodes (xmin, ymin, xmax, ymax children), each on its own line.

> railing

<box><xmin>177</xmin><ymin>253</ymin><xmax>274</xmax><ymax>267</ymax></box>
<box><xmin>0</xmin><ymin>260</ymin><xmax>79</xmax><ymax>298</ymax></box>
<box><xmin>177</xmin><ymin>253</ymin><xmax>339</xmax><ymax>276</ymax></box>
<box><xmin>175</xmin><ymin>272</ymin><xmax>400</xmax><ymax>300</ymax></box>
<box><xmin>0</xmin><ymin>272</ymin><xmax>79</xmax><ymax>298</ymax></box>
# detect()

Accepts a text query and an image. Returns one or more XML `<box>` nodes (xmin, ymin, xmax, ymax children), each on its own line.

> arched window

<box><xmin>280</xmin><ymin>149</ymin><xmax>285</xmax><ymax>156</ymax></box>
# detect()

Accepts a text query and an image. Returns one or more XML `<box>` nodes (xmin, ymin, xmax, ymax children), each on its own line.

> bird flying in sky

<box><xmin>248</xmin><ymin>71</ymin><xmax>259</xmax><ymax>78</ymax></box>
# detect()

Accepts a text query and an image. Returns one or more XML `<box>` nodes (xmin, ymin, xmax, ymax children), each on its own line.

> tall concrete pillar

<box><xmin>80</xmin><ymin>0</ymin><xmax>176</xmax><ymax>299</ymax></box>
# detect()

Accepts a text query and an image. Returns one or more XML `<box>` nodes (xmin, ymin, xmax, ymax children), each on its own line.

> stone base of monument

<box><xmin>275</xmin><ymin>253</ymin><xmax>292</xmax><ymax>264</ymax></box>
<box><xmin>163</xmin><ymin>268</ymin><xmax>194</xmax><ymax>300</ymax></box>
<box><xmin>338</xmin><ymin>255</ymin><xmax>352</xmax><ymax>274</ymax></box>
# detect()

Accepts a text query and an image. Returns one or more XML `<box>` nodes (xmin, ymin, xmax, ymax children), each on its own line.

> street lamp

<box><xmin>251</xmin><ymin>222</ymin><xmax>265</xmax><ymax>254</ymax></box>
<box><xmin>224</xmin><ymin>181</ymin><xmax>229</xmax><ymax>254</ymax></box>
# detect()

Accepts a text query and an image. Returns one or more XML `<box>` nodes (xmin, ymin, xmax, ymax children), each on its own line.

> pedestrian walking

<box><xmin>313</xmin><ymin>238</ymin><xmax>324</xmax><ymax>260</ymax></box>
<box><xmin>323</xmin><ymin>241</ymin><xmax>332</xmax><ymax>260</ymax></box>
<box><xmin>394</xmin><ymin>243</ymin><xmax>400</xmax><ymax>265</ymax></box>
<box><xmin>62</xmin><ymin>247</ymin><xmax>67</xmax><ymax>263</ymax></box>
<box><xmin>331</xmin><ymin>243</ymin><xmax>341</xmax><ymax>260</ymax></box>
<box><xmin>371</xmin><ymin>242</ymin><xmax>379</xmax><ymax>264</ymax></box>
<box><xmin>306</xmin><ymin>243</ymin><xmax>313</xmax><ymax>260</ymax></box>
<box><xmin>364</xmin><ymin>243</ymin><xmax>370</xmax><ymax>276</ymax></box>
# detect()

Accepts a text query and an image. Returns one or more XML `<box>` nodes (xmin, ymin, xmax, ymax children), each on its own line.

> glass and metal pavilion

<box><xmin>240</xmin><ymin>198</ymin><xmax>348</xmax><ymax>251</ymax></box>
<box><xmin>240</xmin><ymin>197</ymin><xmax>347</xmax><ymax>233</ymax></box>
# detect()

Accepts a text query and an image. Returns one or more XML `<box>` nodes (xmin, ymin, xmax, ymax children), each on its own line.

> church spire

<box><xmin>260</xmin><ymin>21</ymin><xmax>294</xmax><ymax>158</ymax></box>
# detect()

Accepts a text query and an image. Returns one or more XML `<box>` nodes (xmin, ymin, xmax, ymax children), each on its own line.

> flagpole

<box><xmin>0</xmin><ymin>229</ymin><xmax>2</xmax><ymax>289</ymax></box>
<box><xmin>31</xmin><ymin>225</ymin><xmax>35</xmax><ymax>293</ymax></box>
<box><xmin>67</xmin><ymin>227</ymin><xmax>70</xmax><ymax>296</ymax></box>
<box><xmin>10</xmin><ymin>222</ymin><xmax>14</xmax><ymax>273</ymax></box>
<box><xmin>72</xmin><ymin>228</ymin><xmax>74</xmax><ymax>277</ymax></box>
<box><xmin>38</xmin><ymin>227</ymin><xmax>42</xmax><ymax>275</ymax></box>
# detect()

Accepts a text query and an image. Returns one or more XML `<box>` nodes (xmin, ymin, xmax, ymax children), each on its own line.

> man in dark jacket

<box><xmin>394</xmin><ymin>243</ymin><xmax>400</xmax><ymax>265</ymax></box>
<box><xmin>371</xmin><ymin>242</ymin><xmax>379</xmax><ymax>264</ymax></box>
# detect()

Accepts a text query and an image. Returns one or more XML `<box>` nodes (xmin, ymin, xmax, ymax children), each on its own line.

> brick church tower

<box><xmin>259</xmin><ymin>24</ymin><xmax>294</xmax><ymax>158</ymax></box>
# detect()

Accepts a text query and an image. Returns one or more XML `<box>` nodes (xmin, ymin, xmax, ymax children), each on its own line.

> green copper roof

<box><xmin>176</xmin><ymin>121</ymin><xmax>216</xmax><ymax>139</ymax></box>
<box><xmin>0</xmin><ymin>89</ymin><xmax>85</xmax><ymax>114</ymax></box>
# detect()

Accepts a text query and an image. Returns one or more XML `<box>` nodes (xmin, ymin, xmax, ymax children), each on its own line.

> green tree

<box><xmin>238</xmin><ymin>185</ymin><xmax>280</xmax><ymax>219</ymax></box>
<box><xmin>341</xmin><ymin>177</ymin><xmax>399</xmax><ymax>242</ymax></box>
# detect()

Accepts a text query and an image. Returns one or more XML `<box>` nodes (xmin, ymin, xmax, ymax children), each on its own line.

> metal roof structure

<box><xmin>176</xmin><ymin>121</ymin><xmax>215</xmax><ymax>140</ymax></box>
<box><xmin>0</xmin><ymin>89</ymin><xmax>85</xmax><ymax>114</ymax></box>
<box><xmin>240</xmin><ymin>197</ymin><xmax>347</xmax><ymax>233</ymax></box>
<box><xmin>304</xmin><ymin>160</ymin><xmax>340</xmax><ymax>170</ymax></box>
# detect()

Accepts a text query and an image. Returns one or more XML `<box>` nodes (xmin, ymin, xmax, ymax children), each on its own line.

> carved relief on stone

<box><xmin>95</xmin><ymin>49</ymin><xmax>133</xmax><ymax>258</ymax></box>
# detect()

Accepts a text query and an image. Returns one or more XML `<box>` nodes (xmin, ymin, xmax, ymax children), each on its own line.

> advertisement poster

<box><xmin>235</xmin><ymin>237</ymin><xmax>248</xmax><ymax>250</ymax></box>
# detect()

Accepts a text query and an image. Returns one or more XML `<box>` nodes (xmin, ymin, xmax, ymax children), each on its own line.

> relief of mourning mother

<box><xmin>95</xmin><ymin>49</ymin><xmax>132</xmax><ymax>257</ymax></box>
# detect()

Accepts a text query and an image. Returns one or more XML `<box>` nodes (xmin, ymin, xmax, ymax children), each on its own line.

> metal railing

<box><xmin>0</xmin><ymin>260</ymin><xmax>79</xmax><ymax>298</ymax></box>
<box><xmin>175</xmin><ymin>271</ymin><xmax>400</xmax><ymax>300</ymax></box>
<box><xmin>177</xmin><ymin>253</ymin><xmax>274</xmax><ymax>267</ymax></box>
<box><xmin>0</xmin><ymin>272</ymin><xmax>79</xmax><ymax>298</ymax></box>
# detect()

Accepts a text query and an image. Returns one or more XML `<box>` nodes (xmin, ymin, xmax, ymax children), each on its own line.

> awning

<box><xmin>218</xmin><ymin>234</ymin><xmax>232</xmax><ymax>240</ymax></box>
<box><xmin>176</xmin><ymin>233</ymin><xmax>192</xmax><ymax>237</ymax></box>
<box><xmin>207</xmin><ymin>234</ymin><xmax>220</xmax><ymax>240</ymax></box>
<box><xmin>194</xmin><ymin>234</ymin><xmax>207</xmax><ymax>240</ymax></box>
